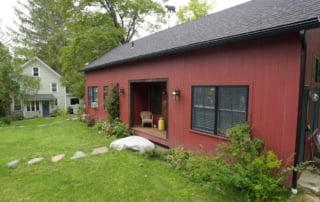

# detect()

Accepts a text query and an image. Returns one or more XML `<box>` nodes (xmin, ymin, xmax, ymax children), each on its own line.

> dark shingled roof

<box><xmin>82</xmin><ymin>0</ymin><xmax>320</xmax><ymax>72</ymax></box>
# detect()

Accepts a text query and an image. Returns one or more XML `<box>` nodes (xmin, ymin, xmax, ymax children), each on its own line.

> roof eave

<box><xmin>82</xmin><ymin>17</ymin><xmax>320</xmax><ymax>73</ymax></box>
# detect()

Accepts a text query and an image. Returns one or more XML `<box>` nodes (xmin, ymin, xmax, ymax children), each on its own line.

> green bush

<box><xmin>95</xmin><ymin>119</ymin><xmax>130</xmax><ymax>138</ymax></box>
<box><xmin>0</xmin><ymin>117</ymin><xmax>11</xmax><ymax>126</ymax></box>
<box><xmin>10</xmin><ymin>111</ymin><xmax>24</xmax><ymax>121</ymax></box>
<box><xmin>105</xmin><ymin>84</ymin><xmax>119</xmax><ymax>121</ymax></box>
<box><xmin>50</xmin><ymin>108</ymin><xmax>67</xmax><ymax>117</ymax></box>
<box><xmin>86</xmin><ymin>116</ymin><xmax>96</xmax><ymax>127</ymax></box>
<box><xmin>142</xmin><ymin>123</ymin><xmax>289</xmax><ymax>201</ymax></box>
<box><xmin>211</xmin><ymin>123</ymin><xmax>286</xmax><ymax>201</ymax></box>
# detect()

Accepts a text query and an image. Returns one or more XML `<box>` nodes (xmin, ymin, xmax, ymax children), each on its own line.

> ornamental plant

<box><xmin>105</xmin><ymin>84</ymin><xmax>119</xmax><ymax>122</ymax></box>
<box><xmin>211</xmin><ymin>123</ymin><xmax>286</xmax><ymax>201</ymax></box>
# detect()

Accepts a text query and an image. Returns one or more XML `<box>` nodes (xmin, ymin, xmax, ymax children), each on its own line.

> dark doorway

<box><xmin>129</xmin><ymin>79</ymin><xmax>168</xmax><ymax>139</ymax></box>
<box><xmin>42</xmin><ymin>101</ymin><xmax>50</xmax><ymax>117</ymax></box>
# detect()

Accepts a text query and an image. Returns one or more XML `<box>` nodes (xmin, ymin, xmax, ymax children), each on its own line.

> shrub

<box><xmin>86</xmin><ymin>116</ymin><xmax>96</xmax><ymax>127</ymax></box>
<box><xmin>165</xmin><ymin>147</ymin><xmax>192</xmax><ymax>170</ymax></box>
<box><xmin>50</xmin><ymin>108</ymin><xmax>67</xmax><ymax>117</ymax></box>
<box><xmin>211</xmin><ymin>123</ymin><xmax>286</xmax><ymax>201</ymax></box>
<box><xmin>10</xmin><ymin>111</ymin><xmax>24</xmax><ymax>121</ymax></box>
<box><xmin>0</xmin><ymin>117</ymin><xmax>11</xmax><ymax>125</ymax></box>
<box><xmin>105</xmin><ymin>84</ymin><xmax>119</xmax><ymax>121</ymax></box>
<box><xmin>95</xmin><ymin>119</ymin><xmax>130</xmax><ymax>138</ymax></box>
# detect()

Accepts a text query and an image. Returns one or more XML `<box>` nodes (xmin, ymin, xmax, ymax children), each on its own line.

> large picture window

<box><xmin>88</xmin><ymin>86</ymin><xmax>98</xmax><ymax>107</ymax></box>
<box><xmin>192</xmin><ymin>86</ymin><xmax>248</xmax><ymax>136</ymax></box>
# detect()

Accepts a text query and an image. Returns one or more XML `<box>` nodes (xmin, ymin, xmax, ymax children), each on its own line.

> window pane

<box><xmin>71</xmin><ymin>98</ymin><xmax>79</xmax><ymax>105</ymax></box>
<box><xmin>33</xmin><ymin>68</ymin><xmax>39</xmax><ymax>76</ymax></box>
<box><xmin>192</xmin><ymin>87</ymin><xmax>215</xmax><ymax>133</ymax></box>
<box><xmin>88</xmin><ymin>86</ymin><xmax>98</xmax><ymax>106</ymax></box>
<box><xmin>52</xmin><ymin>83</ymin><xmax>57</xmax><ymax>92</ymax></box>
<box><xmin>217</xmin><ymin>86</ymin><xmax>248</xmax><ymax>134</ymax></box>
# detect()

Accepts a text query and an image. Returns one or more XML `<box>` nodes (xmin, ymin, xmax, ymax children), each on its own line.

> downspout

<box><xmin>291</xmin><ymin>30</ymin><xmax>307</xmax><ymax>193</ymax></box>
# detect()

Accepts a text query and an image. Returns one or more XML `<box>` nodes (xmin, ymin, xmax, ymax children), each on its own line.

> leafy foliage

<box><xmin>105</xmin><ymin>84</ymin><xmax>119</xmax><ymax>121</ymax></box>
<box><xmin>147</xmin><ymin>123</ymin><xmax>289</xmax><ymax>201</ymax></box>
<box><xmin>11</xmin><ymin>0</ymin><xmax>70</xmax><ymax>72</ymax></box>
<box><xmin>0</xmin><ymin>42</ymin><xmax>40</xmax><ymax>117</ymax></box>
<box><xmin>176</xmin><ymin>0</ymin><xmax>213</xmax><ymax>24</ymax></box>
<box><xmin>60</xmin><ymin>12</ymin><xmax>123</xmax><ymax>97</ymax></box>
<box><xmin>95</xmin><ymin>119</ymin><xmax>130</xmax><ymax>138</ymax></box>
<box><xmin>211</xmin><ymin>123</ymin><xmax>286</xmax><ymax>201</ymax></box>
<box><xmin>80</xmin><ymin>0</ymin><xmax>167</xmax><ymax>43</ymax></box>
<box><xmin>11</xmin><ymin>0</ymin><xmax>167</xmax><ymax>97</ymax></box>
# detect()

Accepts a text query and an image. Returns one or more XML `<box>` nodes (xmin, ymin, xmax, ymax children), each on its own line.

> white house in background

<box><xmin>18</xmin><ymin>57</ymin><xmax>80</xmax><ymax>118</ymax></box>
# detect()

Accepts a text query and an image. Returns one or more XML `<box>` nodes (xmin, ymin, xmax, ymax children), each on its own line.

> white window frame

<box><xmin>51</xmin><ymin>83</ymin><xmax>58</xmax><ymax>92</ymax></box>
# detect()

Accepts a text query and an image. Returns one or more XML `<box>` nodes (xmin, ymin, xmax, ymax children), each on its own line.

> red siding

<box><xmin>85</xmin><ymin>33</ymin><xmax>302</xmax><ymax>165</ymax></box>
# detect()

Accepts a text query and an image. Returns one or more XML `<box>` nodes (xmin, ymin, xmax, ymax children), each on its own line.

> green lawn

<box><xmin>0</xmin><ymin>116</ymin><xmax>244</xmax><ymax>202</ymax></box>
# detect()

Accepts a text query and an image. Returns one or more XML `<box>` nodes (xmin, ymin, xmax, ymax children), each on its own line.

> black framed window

<box><xmin>103</xmin><ymin>86</ymin><xmax>109</xmax><ymax>109</ymax></box>
<box><xmin>192</xmin><ymin>86</ymin><xmax>248</xmax><ymax>136</ymax></box>
<box><xmin>70</xmin><ymin>98</ymin><xmax>79</xmax><ymax>105</ymax></box>
<box><xmin>33</xmin><ymin>67</ymin><xmax>39</xmax><ymax>76</ymax></box>
<box><xmin>88</xmin><ymin>86</ymin><xmax>98</xmax><ymax>106</ymax></box>
<box><xmin>313</xmin><ymin>58</ymin><xmax>320</xmax><ymax>83</ymax></box>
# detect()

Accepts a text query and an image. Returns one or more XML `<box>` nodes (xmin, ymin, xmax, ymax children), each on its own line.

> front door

<box><xmin>42</xmin><ymin>101</ymin><xmax>50</xmax><ymax>117</ymax></box>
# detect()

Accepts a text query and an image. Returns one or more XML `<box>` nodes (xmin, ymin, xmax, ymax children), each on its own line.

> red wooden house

<box><xmin>82</xmin><ymin>0</ymin><xmax>320</xmax><ymax>189</ymax></box>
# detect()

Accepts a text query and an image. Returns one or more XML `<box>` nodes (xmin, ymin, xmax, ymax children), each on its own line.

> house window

<box><xmin>103</xmin><ymin>86</ymin><xmax>109</xmax><ymax>109</ymax></box>
<box><xmin>313</xmin><ymin>58</ymin><xmax>320</xmax><ymax>83</ymax></box>
<box><xmin>88</xmin><ymin>86</ymin><xmax>98</xmax><ymax>107</ymax></box>
<box><xmin>26</xmin><ymin>101</ymin><xmax>40</xmax><ymax>112</ymax></box>
<box><xmin>14</xmin><ymin>100</ymin><xmax>21</xmax><ymax>111</ymax></box>
<box><xmin>51</xmin><ymin>83</ymin><xmax>57</xmax><ymax>92</ymax></box>
<box><xmin>191</xmin><ymin>86</ymin><xmax>248</xmax><ymax>136</ymax></box>
<box><xmin>70</xmin><ymin>98</ymin><xmax>80</xmax><ymax>105</ymax></box>
<box><xmin>33</xmin><ymin>67</ymin><xmax>39</xmax><ymax>76</ymax></box>
<box><xmin>150</xmin><ymin>85</ymin><xmax>162</xmax><ymax>114</ymax></box>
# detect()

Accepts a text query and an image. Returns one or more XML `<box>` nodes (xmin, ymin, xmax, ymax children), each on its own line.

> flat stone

<box><xmin>51</xmin><ymin>154</ymin><xmax>65</xmax><ymax>162</ymax></box>
<box><xmin>27</xmin><ymin>157</ymin><xmax>44</xmax><ymax>165</ymax></box>
<box><xmin>7</xmin><ymin>160</ymin><xmax>19</xmax><ymax>167</ymax></box>
<box><xmin>92</xmin><ymin>147</ymin><xmax>108</xmax><ymax>155</ymax></box>
<box><xmin>298</xmin><ymin>170</ymin><xmax>320</xmax><ymax>195</ymax></box>
<box><xmin>71</xmin><ymin>151</ymin><xmax>85</xmax><ymax>160</ymax></box>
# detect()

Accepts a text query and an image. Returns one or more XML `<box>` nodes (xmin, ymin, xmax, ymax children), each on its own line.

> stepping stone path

<box><xmin>6</xmin><ymin>146</ymin><xmax>109</xmax><ymax>167</ymax></box>
<box><xmin>7</xmin><ymin>160</ymin><xmax>19</xmax><ymax>167</ymax></box>
<box><xmin>27</xmin><ymin>157</ymin><xmax>44</xmax><ymax>165</ymax></box>
<box><xmin>92</xmin><ymin>146</ymin><xmax>108</xmax><ymax>155</ymax></box>
<box><xmin>71</xmin><ymin>151</ymin><xmax>86</xmax><ymax>160</ymax></box>
<box><xmin>51</xmin><ymin>154</ymin><xmax>65</xmax><ymax>162</ymax></box>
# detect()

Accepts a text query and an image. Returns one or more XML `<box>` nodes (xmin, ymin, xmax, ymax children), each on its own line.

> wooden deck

<box><xmin>131</xmin><ymin>126</ymin><xmax>167</xmax><ymax>139</ymax></box>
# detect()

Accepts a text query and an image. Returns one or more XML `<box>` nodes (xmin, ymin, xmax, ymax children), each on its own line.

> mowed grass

<box><xmin>0</xmin><ymin>117</ymin><xmax>244</xmax><ymax>201</ymax></box>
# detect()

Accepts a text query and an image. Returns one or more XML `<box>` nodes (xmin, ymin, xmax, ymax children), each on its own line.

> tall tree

<box><xmin>60</xmin><ymin>0</ymin><xmax>167</xmax><ymax>96</ymax></box>
<box><xmin>0</xmin><ymin>43</ymin><xmax>40</xmax><ymax>117</ymax></box>
<box><xmin>10</xmin><ymin>0</ymin><xmax>71</xmax><ymax>72</ymax></box>
<box><xmin>79</xmin><ymin>0</ymin><xmax>167</xmax><ymax>43</ymax></box>
<box><xmin>60</xmin><ymin>12</ymin><xmax>124</xmax><ymax>97</ymax></box>
<box><xmin>176</xmin><ymin>0</ymin><xmax>213</xmax><ymax>24</ymax></box>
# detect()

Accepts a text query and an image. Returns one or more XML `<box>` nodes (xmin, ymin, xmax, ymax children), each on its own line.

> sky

<box><xmin>0</xmin><ymin>0</ymin><xmax>251</xmax><ymax>42</ymax></box>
